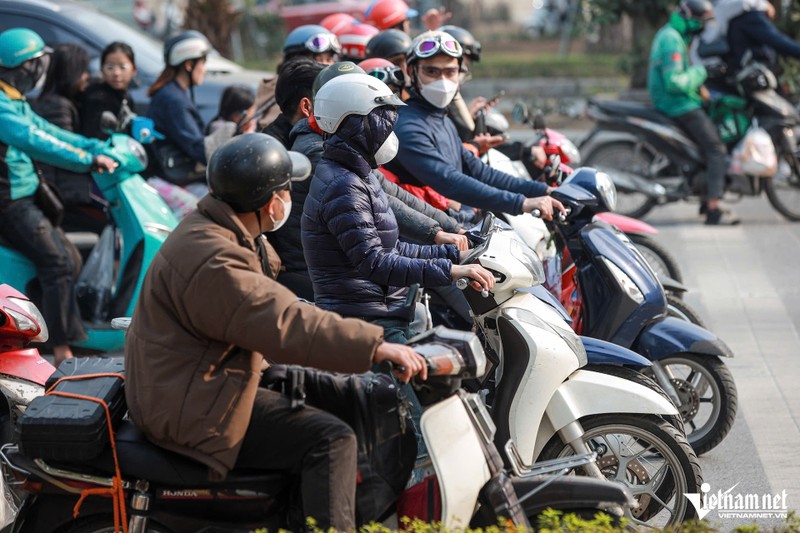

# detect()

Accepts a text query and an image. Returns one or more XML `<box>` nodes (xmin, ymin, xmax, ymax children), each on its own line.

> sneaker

<box><xmin>705</xmin><ymin>208</ymin><xmax>740</xmax><ymax>225</ymax></box>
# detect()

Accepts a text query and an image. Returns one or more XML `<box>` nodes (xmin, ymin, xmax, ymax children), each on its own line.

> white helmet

<box><xmin>164</xmin><ymin>31</ymin><xmax>211</xmax><ymax>67</ymax></box>
<box><xmin>313</xmin><ymin>72</ymin><xmax>406</xmax><ymax>134</ymax></box>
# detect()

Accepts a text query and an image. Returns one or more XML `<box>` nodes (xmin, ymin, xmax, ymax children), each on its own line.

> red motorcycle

<box><xmin>0</xmin><ymin>284</ymin><xmax>55</xmax><ymax>441</ymax></box>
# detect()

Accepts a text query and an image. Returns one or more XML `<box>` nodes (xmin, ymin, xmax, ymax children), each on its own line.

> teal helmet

<box><xmin>0</xmin><ymin>28</ymin><xmax>52</xmax><ymax>69</ymax></box>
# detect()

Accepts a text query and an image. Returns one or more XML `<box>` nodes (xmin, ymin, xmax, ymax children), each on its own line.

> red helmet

<box><xmin>320</xmin><ymin>13</ymin><xmax>357</xmax><ymax>35</ymax></box>
<box><xmin>359</xmin><ymin>57</ymin><xmax>405</xmax><ymax>88</ymax></box>
<box><xmin>338</xmin><ymin>22</ymin><xmax>379</xmax><ymax>61</ymax></box>
<box><xmin>364</xmin><ymin>0</ymin><xmax>418</xmax><ymax>30</ymax></box>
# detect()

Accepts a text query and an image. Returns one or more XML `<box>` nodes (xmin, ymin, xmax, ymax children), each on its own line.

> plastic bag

<box><xmin>730</xmin><ymin>126</ymin><xmax>777</xmax><ymax>177</ymax></box>
<box><xmin>76</xmin><ymin>225</ymin><xmax>116</xmax><ymax>323</ymax></box>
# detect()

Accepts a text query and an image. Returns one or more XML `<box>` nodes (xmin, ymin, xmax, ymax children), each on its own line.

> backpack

<box><xmin>262</xmin><ymin>365</ymin><xmax>417</xmax><ymax>524</ymax></box>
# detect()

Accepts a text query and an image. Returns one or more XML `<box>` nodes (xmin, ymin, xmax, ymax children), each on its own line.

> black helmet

<box><xmin>312</xmin><ymin>61</ymin><xmax>365</xmax><ymax>97</ymax></box>
<box><xmin>438</xmin><ymin>25</ymin><xmax>481</xmax><ymax>62</ymax></box>
<box><xmin>365</xmin><ymin>29</ymin><xmax>412</xmax><ymax>60</ymax></box>
<box><xmin>677</xmin><ymin>0</ymin><xmax>713</xmax><ymax>22</ymax></box>
<box><xmin>207</xmin><ymin>133</ymin><xmax>311</xmax><ymax>213</ymax></box>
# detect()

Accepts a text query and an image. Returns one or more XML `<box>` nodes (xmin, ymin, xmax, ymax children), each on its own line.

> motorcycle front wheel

<box><xmin>627</xmin><ymin>233</ymin><xmax>683</xmax><ymax>283</ymax></box>
<box><xmin>583</xmin><ymin>142</ymin><xmax>657</xmax><ymax>219</ymax></box>
<box><xmin>539</xmin><ymin>414</ymin><xmax>702</xmax><ymax>528</ymax></box>
<box><xmin>644</xmin><ymin>354</ymin><xmax>738</xmax><ymax>456</ymax></box>
<box><xmin>765</xmin><ymin>152</ymin><xmax>800</xmax><ymax>220</ymax></box>
<box><xmin>665</xmin><ymin>294</ymin><xmax>706</xmax><ymax>327</ymax></box>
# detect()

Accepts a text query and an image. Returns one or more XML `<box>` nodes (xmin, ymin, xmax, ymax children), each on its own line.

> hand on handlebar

<box><xmin>374</xmin><ymin>342</ymin><xmax>428</xmax><ymax>383</ymax></box>
<box><xmin>522</xmin><ymin>196</ymin><xmax>560</xmax><ymax>220</ymax></box>
<box><xmin>93</xmin><ymin>154</ymin><xmax>119</xmax><ymax>174</ymax></box>
<box><xmin>452</xmin><ymin>263</ymin><xmax>496</xmax><ymax>293</ymax></box>
<box><xmin>434</xmin><ymin>230</ymin><xmax>469</xmax><ymax>251</ymax></box>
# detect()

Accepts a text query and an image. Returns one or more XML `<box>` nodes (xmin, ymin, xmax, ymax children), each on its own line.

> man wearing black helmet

<box><xmin>648</xmin><ymin>0</ymin><xmax>737</xmax><ymax>225</ymax></box>
<box><xmin>125</xmin><ymin>133</ymin><xmax>427</xmax><ymax>531</ymax></box>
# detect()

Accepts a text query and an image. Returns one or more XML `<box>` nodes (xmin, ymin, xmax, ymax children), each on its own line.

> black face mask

<box><xmin>0</xmin><ymin>56</ymin><xmax>48</xmax><ymax>95</ymax></box>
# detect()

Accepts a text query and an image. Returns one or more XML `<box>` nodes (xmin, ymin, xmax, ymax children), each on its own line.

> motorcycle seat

<box><xmin>53</xmin><ymin>421</ymin><xmax>291</xmax><ymax>489</ymax></box>
<box><xmin>590</xmin><ymin>99</ymin><xmax>678</xmax><ymax>127</ymax></box>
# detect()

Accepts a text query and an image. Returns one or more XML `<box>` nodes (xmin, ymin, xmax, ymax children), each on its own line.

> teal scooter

<box><xmin>0</xmin><ymin>119</ymin><xmax>178</xmax><ymax>353</ymax></box>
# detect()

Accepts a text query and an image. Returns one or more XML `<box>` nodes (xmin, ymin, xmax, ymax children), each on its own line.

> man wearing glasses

<box><xmin>386</xmin><ymin>31</ymin><xmax>564</xmax><ymax>221</ymax></box>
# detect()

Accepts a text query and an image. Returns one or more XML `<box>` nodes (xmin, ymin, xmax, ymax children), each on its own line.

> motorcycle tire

<box><xmin>665</xmin><ymin>295</ymin><xmax>706</xmax><ymax>328</ymax></box>
<box><xmin>582</xmin><ymin>142</ymin><xmax>657</xmax><ymax>219</ymax></box>
<box><xmin>62</xmin><ymin>517</ymin><xmax>173</xmax><ymax>533</ymax></box>
<box><xmin>644</xmin><ymin>354</ymin><xmax>738</xmax><ymax>457</ymax></box>
<box><xmin>764</xmin><ymin>152</ymin><xmax>800</xmax><ymax>221</ymax></box>
<box><xmin>627</xmin><ymin>233</ymin><xmax>683</xmax><ymax>283</ymax></box>
<box><xmin>539</xmin><ymin>414</ymin><xmax>702</xmax><ymax>527</ymax></box>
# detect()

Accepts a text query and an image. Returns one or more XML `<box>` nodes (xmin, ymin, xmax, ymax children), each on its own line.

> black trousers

<box><xmin>673</xmin><ymin>108</ymin><xmax>728</xmax><ymax>200</ymax></box>
<box><xmin>0</xmin><ymin>197</ymin><xmax>86</xmax><ymax>346</ymax></box>
<box><xmin>235</xmin><ymin>386</ymin><xmax>358</xmax><ymax>531</ymax></box>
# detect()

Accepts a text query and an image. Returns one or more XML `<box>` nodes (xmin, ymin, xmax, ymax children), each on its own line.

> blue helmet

<box><xmin>283</xmin><ymin>25</ymin><xmax>341</xmax><ymax>57</ymax></box>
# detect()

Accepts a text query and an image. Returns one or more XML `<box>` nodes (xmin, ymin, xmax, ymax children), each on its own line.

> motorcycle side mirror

<box><xmin>99</xmin><ymin>111</ymin><xmax>119</xmax><ymax>135</ymax></box>
<box><xmin>533</xmin><ymin>111</ymin><xmax>547</xmax><ymax>130</ymax></box>
<box><xmin>512</xmin><ymin>102</ymin><xmax>530</xmax><ymax>125</ymax></box>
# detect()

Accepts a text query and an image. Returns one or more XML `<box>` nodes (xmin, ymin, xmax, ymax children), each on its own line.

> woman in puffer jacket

<box><xmin>301</xmin><ymin>73</ymin><xmax>494</xmax><ymax>343</ymax></box>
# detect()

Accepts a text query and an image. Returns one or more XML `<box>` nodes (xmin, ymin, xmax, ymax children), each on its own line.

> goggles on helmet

<box><xmin>305</xmin><ymin>33</ymin><xmax>341</xmax><ymax>55</ymax></box>
<box><xmin>412</xmin><ymin>35</ymin><xmax>462</xmax><ymax>60</ymax></box>
<box><xmin>366</xmin><ymin>66</ymin><xmax>405</xmax><ymax>87</ymax></box>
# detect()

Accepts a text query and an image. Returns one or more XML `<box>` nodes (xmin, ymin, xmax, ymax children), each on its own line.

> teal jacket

<box><xmin>0</xmin><ymin>81</ymin><xmax>101</xmax><ymax>207</ymax></box>
<box><xmin>647</xmin><ymin>17</ymin><xmax>707</xmax><ymax>117</ymax></box>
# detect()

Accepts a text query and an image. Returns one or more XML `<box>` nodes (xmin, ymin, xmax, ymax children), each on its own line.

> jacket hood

<box><xmin>324</xmin><ymin>105</ymin><xmax>397</xmax><ymax>172</ymax></box>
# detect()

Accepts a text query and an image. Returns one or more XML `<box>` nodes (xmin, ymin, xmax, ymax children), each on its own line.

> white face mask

<box><xmin>266</xmin><ymin>194</ymin><xmax>291</xmax><ymax>232</ymax></box>
<box><xmin>420</xmin><ymin>78</ymin><xmax>459</xmax><ymax>109</ymax></box>
<box><xmin>374</xmin><ymin>131</ymin><xmax>399</xmax><ymax>166</ymax></box>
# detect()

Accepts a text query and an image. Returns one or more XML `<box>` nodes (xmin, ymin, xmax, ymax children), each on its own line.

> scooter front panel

<box><xmin>421</xmin><ymin>394</ymin><xmax>491</xmax><ymax>529</ymax></box>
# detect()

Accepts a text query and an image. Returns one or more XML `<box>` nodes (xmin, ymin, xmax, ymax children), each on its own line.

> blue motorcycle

<box><xmin>547</xmin><ymin>168</ymin><xmax>737</xmax><ymax>455</ymax></box>
<box><xmin>1</xmin><ymin>121</ymin><xmax>177</xmax><ymax>353</ymax></box>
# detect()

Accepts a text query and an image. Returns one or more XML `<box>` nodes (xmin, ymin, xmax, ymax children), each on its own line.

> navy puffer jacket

<box><xmin>301</xmin><ymin>107</ymin><xmax>458</xmax><ymax>319</ymax></box>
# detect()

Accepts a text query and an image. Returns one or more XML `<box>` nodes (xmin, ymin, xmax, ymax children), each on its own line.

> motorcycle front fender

<box><xmin>581</xmin><ymin>335</ymin><xmax>651</xmax><ymax>367</ymax></box>
<box><xmin>535</xmin><ymin>369</ymin><xmax>679</xmax><ymax>456</ymax></box>
<box><xmin>658</xmin><ymin>274</ymin><xmax>688</xmax><ymax>294</ymax></box>
<box><xmin>633</xmin><ymin>316</ymin><xmax>734</xmax><ymax>360</ymax></box>
<box><xmin>595</xmin><ymin>212</ymin><xmax>658</xmax><ymax>234</ymax></box>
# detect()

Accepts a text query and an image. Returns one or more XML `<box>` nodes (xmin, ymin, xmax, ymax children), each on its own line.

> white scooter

<box><xmin>0</xmin><ymin>327</ymin><xmax>632</xmax><ymax>532</ymax></box>
<box><xmin>454</xmin><ymin>210</ymin><xmax>702</xmax><ymax>527</ymax></box>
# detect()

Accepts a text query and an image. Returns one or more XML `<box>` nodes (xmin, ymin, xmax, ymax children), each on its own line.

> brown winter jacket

<box><xmin>125</xmin><ymin>195</ymin><xmax>383</xmax><ymax>480</ymax></box>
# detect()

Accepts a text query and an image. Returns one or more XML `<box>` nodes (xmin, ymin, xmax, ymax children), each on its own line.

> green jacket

<box><xmin>647</xmin><ymin>18</ymin><xmax>707</xmax><ymax>117</ymax></box>
<box><xmin>0</xmin><ymin>81</ymin><xmax>101</xmax><ymax>207</ymax></box>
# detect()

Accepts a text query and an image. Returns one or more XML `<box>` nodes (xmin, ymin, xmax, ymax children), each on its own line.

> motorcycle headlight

<box><xmin>6</xmin><ymin>297</ymin><xmax>48</xmax><ymax>343</ymax></box>
<box><xmin>559</xmin><ymin>137</ymin><xmax>581</xmax><ymax>165</ymax></box>
<box><xmin>596</xmin><ymin>171</ymin><xmax>617</xmax><ymax>212</ymax></box>
<box><xmin>127</xmin><ymin>137</ymin><xmax>149</xmax><ymax>169</ymax></box>
<box><xmin>600</xmin><ymin>256</ymin><xmax>644</xmax><ymax>304</ymax></box>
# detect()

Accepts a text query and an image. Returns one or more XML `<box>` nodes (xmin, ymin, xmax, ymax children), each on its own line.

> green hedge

<box><xmin>252</xmin><ymin>509</ymin><xmax>800</xmax><ymax>533</ymax></box>
<box><xmin>472</xmin><ymin>53</ymin><xmax>626</xmax><ymax>79</ymax></box>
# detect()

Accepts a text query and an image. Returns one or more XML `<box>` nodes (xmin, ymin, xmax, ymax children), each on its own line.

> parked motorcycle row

<box><xmin>0</xmin><ymin>92</ymin><xmax>753</xmax><ymax>531</ymax></box>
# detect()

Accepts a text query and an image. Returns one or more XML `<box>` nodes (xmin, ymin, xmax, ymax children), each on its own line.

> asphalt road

<box><xmin>642</xmin><ymin>196</ymin><xmax>800</xmax><ymax>530</ymax></box>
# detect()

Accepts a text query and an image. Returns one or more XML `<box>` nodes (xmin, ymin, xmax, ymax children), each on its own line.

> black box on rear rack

<box><xmin>17</xmin><ymin>358</ymin><xmax>126</xmax><ymax>462</ymax></box>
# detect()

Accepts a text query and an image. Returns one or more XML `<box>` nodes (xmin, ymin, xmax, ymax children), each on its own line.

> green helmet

<box><xmin>0</xmin><ymin>28</ymin><xmax>51</xmax><ymax>69</ymax></box>
<box><xmin>312</xmin><ymin>61</ymin><xmax>365</xmax><ymax>98</ymax></box>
